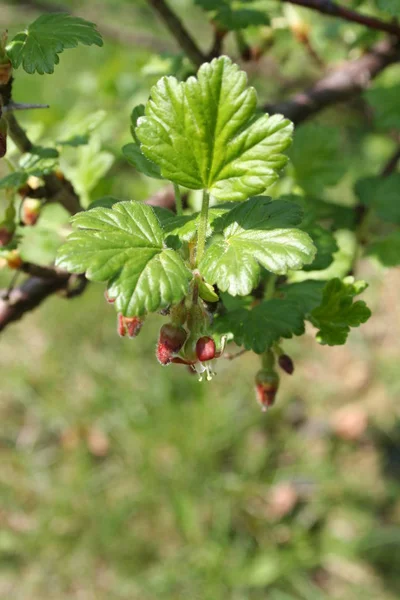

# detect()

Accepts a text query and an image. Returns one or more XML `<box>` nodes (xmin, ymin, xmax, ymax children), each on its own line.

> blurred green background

<box><xmin>1</xmin><ymin>1</ymin><xmax>400</xmax><ymax>598</ymax></box>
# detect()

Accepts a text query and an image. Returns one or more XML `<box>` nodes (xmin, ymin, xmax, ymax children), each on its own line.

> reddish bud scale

<box><xmin>0</xmin><ymin>227</ymin><xmax>14</xmax><ymax>247</ymax></box>
<box><xmin>278</xmin><ymin>354</ymin><xmax>294</xmax><ymax>375</ymax></box>
<box><xmin>255</xmin><ymin>369</ymin><xmax>280</xmax><ymax>411</ymax></box>
<box><xmin>156</xmin><ymin>323</ymin><xmax>187</xmax><ymax>366</ymax></box>
<box><xmin>22</xmin><ymin>199</ymin><xmax>41</xmax><ymax>226</ymax></box>
<box><xmin>196</xmin><ymin>336</ymin><xmax>216</xmax><ymax>362</ymax></box>
<box><xmin>117</xmin><ymin>314</ymin><xmax>144</xmax><ymax>338</ymax></box>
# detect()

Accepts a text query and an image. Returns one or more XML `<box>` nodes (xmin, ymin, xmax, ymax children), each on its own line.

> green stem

<box><xmin>196</xmin><ymin>189</ymin><xmax>210</xmax><ymax>265</ymax></box>
<box><xmin>173</xmin><ymin>183</ymin><xmax>183</xmax><ymax>216</ymax></box>
<box><xmin>264</xmin><ymin>274</ymin><xmax>277</xmax><ymax>300</ymax></box>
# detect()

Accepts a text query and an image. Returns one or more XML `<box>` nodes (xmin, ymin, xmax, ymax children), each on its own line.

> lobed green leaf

<box><xmin>200</xmin><ymin>197</ymin><xmax>316</xmax><ymax>295</ymax></box>
<box><xmin>55</xmin><ymin>201</ymin><xmax>192</xmax><ymax>316</ymax></box>
<box><xmin>7</xmin><ymin>13</ymin><xmax>103</xmax><ymax>75</ymax></box>
<box><xmin>136</xmin><ymin>56</ymin><xmax>293</xmax><ymax>201</ymax></box>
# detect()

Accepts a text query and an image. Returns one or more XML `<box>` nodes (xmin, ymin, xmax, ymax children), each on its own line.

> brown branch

<box><xmin>267</xmin><ymin>39</ymin><xmax>400</xmax><ymax>125</ymax></box>
<box><xmin>0</xmin><ymin>273</ymin><xmax>85</xmax><ymax>332</ymax></box>
<box><xmin>282</xmin><ymin>0</ymin><xmax>400</xmax><ymax>38</ymax></box>
<box><xmin>147</xmin><ymin>0</ymin><xmax>206</xmax><ymax>67</ymax></box>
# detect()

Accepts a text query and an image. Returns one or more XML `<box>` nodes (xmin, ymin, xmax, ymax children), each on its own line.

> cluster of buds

<box><xmin>156</xmin><ymin>296</ymin><xmax>223</xmax><ymax>381</ymax></box>
<box><xmin>255</xmin><ymin>347</ymin><xmax>295</xmax><ymax>411</ymax></box>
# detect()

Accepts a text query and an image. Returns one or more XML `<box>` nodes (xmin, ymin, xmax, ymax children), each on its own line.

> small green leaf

<box><xmin>55</xmin><ymin>201</ymin><xmax>192</xmax><ymax>316</ymax></box>
<box><xmin>355</xmin><ymin>174</ymin><xmax>400</xmax><ymax>225</ymax></box>
<box><xmin>365</xmin><ymin>84</ymin><xmax>400</xmax><ymax>130</ymax></box>
<box><xmin>57</xmin><ymin>110</ymin><xmax>107</xmax><ymax>147</ymax></box>
<box><xmin>198</xmin><ymin>280</ymin><xmax>219</xmax><ymax>302</ymax></box>
<box><xmin>279</xmin><ymin>280</ymin><xmax>326</xmax><ymax>315</ymax></box>
<box><xmin>195</xmin><ymin>0</ymin><xmax>270</xmax><ymax>30</ymax></box>
<box><xmin>123</xmin><ymin>104</ymin><xmax>163</xmax><ymax>179</ymax></box>
<box><xmin>366</xmin><ymin>231</ymin><xmax>400</xmax><ymax>267</ymax></box>
<box><xmin>0</xmin><ymin>172</ymin><xmax>28</xmax><ymax>190</ymax></box>
<box><xmin>310</xmin><ymin>277</ymin><xmax>371</xmax><ymax>345</ymax></box>
<box><xmin>375</xmin><ymin>0</ymin><xmax>400</xmax><ymax>16</ymax></box>
<box><xmin>289</xmin><ymin>124</ymin><xmax>347</xmax><ymax>194</ymax></box>
<box><xmin>200</xmin><ymin>197</ymin><xmax>316</xmax><ymax>296</ymax></box>
<box><xmin>303</xmin><ymin>224</ymin><xmax>338</xmax><ymax>271</ymax></box>
<box><xmin>215</xmin><ymin>298</ymin><xmax>305</xmax><ymax>353</ymax></box>
<box><xmin>154</xmin><ymin>205</ymin><xmax>232</xmax><ymax>242</ymax></box>
<box><xmin>6</xmin><ymin>13</ymin><xmax>103</xmax><ymax>75</ymax></box>
<box><xmin>137</xmin><ymin>56</ymin><xmax>293</xmax><ymax>201</ymax></box>
<box><xmin>122</xmin><ymin>143</ymin><xmax>163</xmax><ymax>179</ymax></box>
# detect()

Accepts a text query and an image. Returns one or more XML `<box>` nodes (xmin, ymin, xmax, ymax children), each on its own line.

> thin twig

<box><xmin>267</xmin><ymin>39</ymin><xmax>400</xmax><ymax>125</ymax></box>
<box><xmin>380</xmin><ymin>144</ymin><xmax>400</xmax><ymax>177</ymax></box>
<box><xmin>3</xmin><ymin>102</ymin><xmax>50</xmax><ymax>112</ymax></box>
<box><xmin>147</xmin><ymin>0</ymin><xmax>206</xmax><ymax>67</ymax></box>
<box><xmin>282</xmin><ymin>0</ymin><xmax>400</xmax><ymax>38</ymax></box>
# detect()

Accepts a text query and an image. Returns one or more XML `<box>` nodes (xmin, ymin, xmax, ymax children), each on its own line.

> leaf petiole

<box><xmin>196</xmin><ymin>189</ymin><xmax>210</xmax><ymax>266</ymax></box>
<box><xmin>173</xmin><ymin>183</ymin><xmax>183</xmax><ymax>216</ymax></box>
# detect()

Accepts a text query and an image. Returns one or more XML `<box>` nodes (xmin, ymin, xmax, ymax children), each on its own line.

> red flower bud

<box><xmin>278</xmin><ymin>354</ymin><xmax>294</xmax><ymax>375</ymax></box>
<box><xmin>0</xmin><ymin>226</ymin><xmax>14</xmax><ymax>247</ymax></box>
<box><xmin>6</xmin><ymin>249</ymin><xmax>22</xmax><ymax>270</ymax></box>
<box><xmin>22</xmin><ymin>199</ymin><xmax>41</xmax><ymax>226</ymax></box>
<box><xmin>156</xmin><ymin>323</ymin><xmax>187</xmax><ymax>365</ymax></box>
<box><xmin>117</xmin><ymin>313</ymin><xmax>144</xmax><ymax>338</ymax></box>
<box><xmin>255</xmin><ymin>369</ymin><xmax>280</xmax><ymax>411</ymax></box>
<box><xmin>196</xmin><ymin>336</ymin><xmax>216</xmax><ymax>362</ymax></box>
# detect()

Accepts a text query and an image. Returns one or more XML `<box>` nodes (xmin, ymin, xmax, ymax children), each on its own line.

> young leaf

<box><xmin>136</xmin><ymin>56</ymin><xmax>293</xmax><ymax>201</ymax></box>
<box><xmin>215</xmin><ymin>298</ymin><xmax>305</xmax><ymax>354</ymax></box>
<box><xmin>365</xmin><ymin>84</ymin><xmax>400</xmax><ymax>130</ymax></box>
<box><xmin>366</xmin><ymin>231</ymin><xmax>400</xmax><ymax>267</ymax></box>
<box><xmin>154</xmin><ymin>205</ymin><xmax>232</xmax><ymax>242</ymax></box>
<box><xmin>302</xmin><ymin>224</ymin><xmax>338</xmax><ymax>271</ymax></box>
<box><xmin>289</xmin><ymin>124</ymin><xmax>347</xmax><ymax>194</ymax></box>
<box><xmin>200</xmin><ymin>197</ymin><xmax>316</xmax><ymax>295</ymax></box>
<box><xmin>123</xmin><ymin>104</ymin><xmax>163</xmax><ymax>179</ymax></box>
<box><xmin>122</xmin><ymin>143</ymin><xmax>163</xmax><ymax>179</ymax></box>
<box><xmin>195</xmin><ymin>0</ymin><xmax>270</xmax><ymax>30</ymax></box>
<box><xmin>310</xmin><ymin>277</ymin><xmax>371</xmax><ymax>345</ymax></box>
<box><xmin>0</xmin><ymin>172</ymin><xmax>28</xmax><ymax>190</ymax></box>
<box><xmin>6</xmin><ymin>13</ymin><xmax>103</xmax><ymax>75</ymax></box>
<box><xmin>355</xmin><ymin>174</ymin><xmax>400</xmax><ymax>225</ymax></box>
<box><xmin>279</xmin><ymin>280</ymin><xmax>326</xmax><ymax>315</ymax></box>
<box><xmin>55</xmin><ymin>201</ymin><xmax>192</xmax><ymax>316</ymax></box>
<box><xmin>376</xmin><ymin>0</ymin><xmax>400</xmax><ymax>16</ymax></box>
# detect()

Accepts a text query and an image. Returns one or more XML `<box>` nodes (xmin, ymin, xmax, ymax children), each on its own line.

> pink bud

<box><xmin>255</xmin><ymin>369</ymin><xmax>280</xmax><ymax>411</ymax></box>
<box><xmin>117</xmin><ymin>314</ymin><xmax>144</xmax><ymax>338</ymax></box>
<box><xmin>22</xmin><ymin>199</ymin><xmax>41</xmax><ymax>226</ymax></box>
<box><xmin>0</xmin><ymin>227</ymin><xmax>14</xmax><ymax>247</ymax></box>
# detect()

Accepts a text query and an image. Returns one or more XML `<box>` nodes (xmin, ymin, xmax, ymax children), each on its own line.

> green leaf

<box><xmin>6</xmin><ymin>13</ymin><xmax>103</xmax><ymax>75</ymax></box>
<box><xmin>57</xmin><ymin>110</ymin><xmax>107</xmax><ymax>147</ymax></box>
<box><xmin>136</xmin><ymin>56</ymin><xmax>293</xmax><ymax>201</ymax></box>
<box><xmin>195</xmin><ymin>0</ymin><xmax>270</xmax><ymax>30</ymax></box>
<box><xmin>310</xmin><ymin>277</ymin><xmax>371</xmax><ymax>345</ymax></box>
<box><xmin>55</xmin><ymin>201</ymin><xmax>192</xmax><ymax>316</ymax></box>
<box><xmin>366</xmin><ymin>231</ymin><xmax>400</xmax><ymax>267</ymax></box>
<box><xmin>279</xmin><ymin>280</ymin><xmax>326</xmax><ymax>315</ymax></box>
<box><xmin>200</xmin><ymin>197</ymin><xmax>316</xmax><ymax>295</ymax></box>
<box><xmin>354</xmin><ymin>174</ymin><xmax>400</xmax><ymax>225</ymax></box>
<box><xmin>302</xmin><ymin>224</ymin><xmax>338</xmax><ymax>271</ymax></box>
<box><xmin>0</xmin><ymin>171</ymin><xmax>28</xmax><ymax>190</ymax></box>
<box><xmin>365</xmin><ymin>84</ymin><xmax>400</xmax><ymax>130</ymax></box>
<box><xmin>123</xmin><ymin>104</ymin><xmax>163</xmax><ymax>179</ymax></box>
<box><xmin>375</xmin><ymin>0</ymin><xmax>400</xmax><ymax>16</ymax></box>
<box><xmin>122</xmin><ymin>143</ymin><xmax>163</xmax><ymax>179</ymax></box>
<box><xmin>154</xmin><ymin>204</ymin><xmax>232</xmax><ymax>242</ymax></box>
<box><xmin>19</xmin><ymin>151</ymin><xmax>58</xmax><ymax>176</ymax></box>
<box><xmin>289</xmin><ymin>124</ymin><xmax>347</xmax><ymax>194</ymax></box>
<box><xmin>215</xmin><ymin>298</ymin><xmax>305</xmax><ymax>353</ymax></box>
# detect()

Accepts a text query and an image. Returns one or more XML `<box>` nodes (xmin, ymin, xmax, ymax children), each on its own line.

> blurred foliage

<box><xmin>0</xmin><ymin>0</ymin><xmax>400</xmax><ymax>598</ymax></box>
